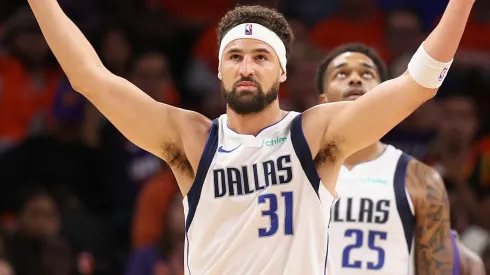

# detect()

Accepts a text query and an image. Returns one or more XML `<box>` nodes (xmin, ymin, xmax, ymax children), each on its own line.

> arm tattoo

<box><xmin>406</xmin><ymin>160</ymin><xmax>453</xmax><ymax>275</ymax></box>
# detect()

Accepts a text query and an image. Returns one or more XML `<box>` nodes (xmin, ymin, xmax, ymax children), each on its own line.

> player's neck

<box><xmin>343</xmin><ymin>142</ymin><xmax>387</xmax><ymax>169</ymax></box>
<box><xmin>226</xmin><ymin>102</ymin><xmax>286</xmax><ymax>136</ymax></box>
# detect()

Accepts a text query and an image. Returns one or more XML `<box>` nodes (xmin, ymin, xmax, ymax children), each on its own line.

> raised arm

<box><xmin>27</xmin><ymin>0</ymin><xmax>210</xmax><ymax>162</ymax></box>
<box><xmin>318</xmin><ymin>0</ymin><xmax>474</xmax><ymax>160</ymax></box>
<box><xmin>406</xmin><ymin>159</ymin><xmax>453</xmax><ymax>275</ymax></box>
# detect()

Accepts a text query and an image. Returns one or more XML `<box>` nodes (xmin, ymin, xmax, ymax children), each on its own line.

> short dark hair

<box><xmin>217</xmin><ymin>5</ymin><xmax>294</xmax><ymax>58</ymax></box>
<box><xmin>315</xmin><ymin>43</ymin><xmax>388</xmax><ymax>94</ymax></box>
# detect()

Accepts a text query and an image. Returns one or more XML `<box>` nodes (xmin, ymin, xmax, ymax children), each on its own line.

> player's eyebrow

<box><xmin>333</xmin><ymin>63</ymin><xmax>347</xmax><ymax>71</ymax></box>
<box><xmin>251</xmin><ymin>48</ymin><xmax>272</xmax><ymax>55</ymax></box>
<box><xmin>361</xmin><ymin>62</ymin><xmax>376</xmax><ymax>70</ymax></box>
<box><xmin>334</xmin><ymin>62</ymin><xmax>376</xmax><ymax>70</ymax></box>
<box><xmin>226</xmin><ymin>48</ymin><xmax>243</xmax><ymax>55</ymax></box>
<box><xmin>226</xmin><ymin>48</ymin><xmax>272</xmax><ymax>55</ymax></box>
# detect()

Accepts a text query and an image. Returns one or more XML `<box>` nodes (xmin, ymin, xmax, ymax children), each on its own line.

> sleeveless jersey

<box><xmin>327</xmin><ymin>145</ymin><xmax>461</xmax><ymax>275</ymax></box>
<box><xmin>328</xmin><ymin>145</ymin><xmax>415</xmax><ymax>275</ymax></box>
<box><xmin>184</xmin><ymin>112</ymin><xmax>337</xmax><ymax>275</ymax></box>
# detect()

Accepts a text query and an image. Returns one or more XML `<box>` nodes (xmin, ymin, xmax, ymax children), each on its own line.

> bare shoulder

<box><xmin>170</xmin><ymin>107</ymin><xmax>213</xmax><ymax>137</ymax></box>
<box><xmin>405</xmin><ymin>158</ymin><xmax>448</xmax><ymax>208</ymax></box>
<box><xmin>301</xmin><ymin>101</ymin><xmax>351</xmax><ymax>164</ymax></box>
<box><xmin>302</xmin><ymin>101</ymin><xmax>351</xmax><ymax>129</ymax></box>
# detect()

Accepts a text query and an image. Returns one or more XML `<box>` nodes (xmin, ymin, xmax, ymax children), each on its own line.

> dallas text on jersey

<box><xmin>333</xmin><ymin>197</ymin><xmax>391</xmax><ymax>224</ymax></box>
<box><xmin>213</xmin><ymin>154</ymin><xmax>293</xmax><ymax>198</ymax></box>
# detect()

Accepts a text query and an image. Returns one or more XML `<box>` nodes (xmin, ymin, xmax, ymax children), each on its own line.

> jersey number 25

<box><xmin>342</xmin><ymin>229</ymin><xmax>387</xmax><ymax>270</ymax></box>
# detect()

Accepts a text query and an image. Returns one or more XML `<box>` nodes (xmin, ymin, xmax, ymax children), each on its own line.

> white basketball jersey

<box><xmin>184</xmin><ymin>112</ymin><xmax>337</xmax><ymax>275</ymax></box>
<box><xmin>328</xmin><ymin>145</ymin><xmax>416</xmax><ymax>275</ymax></box>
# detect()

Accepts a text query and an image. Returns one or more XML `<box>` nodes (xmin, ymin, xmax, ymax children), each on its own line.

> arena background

<box><xmin>0</xmin><ymin>0</ymin><xmax>489</xmax><ymax>274</ymax></box>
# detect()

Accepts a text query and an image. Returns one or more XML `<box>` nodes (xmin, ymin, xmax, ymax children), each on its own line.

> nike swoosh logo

<box><xmin>218</xmin><ymin>144</ymin><xmax>242</xmax><ymax>153</ymax></box>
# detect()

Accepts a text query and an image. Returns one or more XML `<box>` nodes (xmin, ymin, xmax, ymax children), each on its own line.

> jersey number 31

<box><xmin>258</xmin><ymin>192</ymin><xmax>293</xmax><ymax>237</ymax></box>
<box><xmin>342</xmin><ymin>229</ymin><xmax>387</xmax><ymax>270</ymax></box>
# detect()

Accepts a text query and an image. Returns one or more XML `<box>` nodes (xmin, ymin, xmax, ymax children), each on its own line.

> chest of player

<box><xmin>209</xmin><ymin>134</ymin><xmax>301</xmax><ymax>198</ymax></box>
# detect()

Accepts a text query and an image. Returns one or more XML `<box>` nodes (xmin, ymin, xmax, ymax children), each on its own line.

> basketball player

<box><xmin>316</xmin><ymin>43</ymin><xmax>485</xmax><ymax>275</ymax></box>
<box><xmin>27</xmin><ymin>0</ymin><xmax>474</xmax><ymax>273</ymax></box>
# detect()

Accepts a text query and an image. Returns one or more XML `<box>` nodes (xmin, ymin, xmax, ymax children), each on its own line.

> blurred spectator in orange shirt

<box><xmin>0</xmin><ymin>7</ymin><xmax>62</xmax><ymax>153</ymax></box>
<box><xmin>132</xmin><ymin>167</ymin><xmax>179</xmax><ymax>249</ymax></box>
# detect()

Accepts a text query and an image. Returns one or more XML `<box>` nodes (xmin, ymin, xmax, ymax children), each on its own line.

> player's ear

<box><xmin>279</xmin><ymin>69</ymin><xmax>287</xmax><ymax>83</ymax></box>
<box><xmin>218</xmin><ymin>71</ymin><xmax>222</xmax><ymax>80</ymax></box>
<box><xmin>319</xmin><ymin>93</ymin><xmax>328</xmax><ymax>104</ymax></box>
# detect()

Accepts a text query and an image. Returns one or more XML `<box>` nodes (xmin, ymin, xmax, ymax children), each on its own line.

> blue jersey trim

<box><xmin>290</xmin><ymin>114</ymin><xmax>321</xmax><ymax>196</ymax></box>
<box><xmin>451</xmin><ymin>230</ymin><xmax>461</xmax><ymax>275</ymax></box>
<box><xmin>324</xmin><ymin>199</ymin><xmax>336</xmax><ymax>274</ymax></box>
<box><xmin>393</xmin><ymin>153</ymin><xmax>415</xmax><ymax>253</ymax></box>
<box><xmin>185</xmin><ymin>119</ymin><xmax>219</xmax><ymax>232</ymax></box>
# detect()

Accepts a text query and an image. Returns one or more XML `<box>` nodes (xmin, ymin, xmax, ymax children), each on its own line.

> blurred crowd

<box><xmin>0</xmin><ymin>0</ymin><xmax>489</xmax><ymax>274</ymax></box>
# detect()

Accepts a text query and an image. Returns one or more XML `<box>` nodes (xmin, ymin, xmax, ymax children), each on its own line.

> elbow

<box><xmin>400</xmin><ymin>72</ymin><xmax>438</xmax><ymax>101</ymax></box>
<box><xmin>68</xmin><ymin>64</ymin><xmax>108</xmax><ymax>95</ymax></box>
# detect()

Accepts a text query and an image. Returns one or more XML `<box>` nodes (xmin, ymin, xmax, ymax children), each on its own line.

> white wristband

<box><xmin>407</xmin><ymin>43</ymin><xmax>453</xmax><ymax>89</ymax></box>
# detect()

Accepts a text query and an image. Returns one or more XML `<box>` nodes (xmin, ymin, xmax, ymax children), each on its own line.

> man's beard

<box><xmin>221</xmin><ymin>77</ymin><xmax>279</xmax><ymax>115</ymax></box>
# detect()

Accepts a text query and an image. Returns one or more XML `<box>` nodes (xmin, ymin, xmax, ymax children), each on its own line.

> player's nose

<box><xmin>238</xmin><ymin>56</ymin><xmax>255</xmax><ymax>77</ymax></box>
<box><xmin>348</xmin><ymin>72</ymin><xmax>363</xmax><ymax>86</ymax></box>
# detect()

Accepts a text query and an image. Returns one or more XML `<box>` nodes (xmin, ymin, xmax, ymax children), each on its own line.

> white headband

<box><xmin>218</xmin><ymin>23</ymin><xmax>287</xmax><ymax>73</ymax></box>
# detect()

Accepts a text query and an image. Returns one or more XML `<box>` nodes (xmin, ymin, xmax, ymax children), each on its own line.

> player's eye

<box><xmin>336</xmin><ymin>72</ymin><xmax>347</xmax><ymax>79</ymax></box>
<box><xmin>230</xmin><ymin>54</ymin><xmax>242</xmax><ymax>61</ymax></box>
<box><xmin>362</xmin><ymin>72</ymin><xmax>374</xmax><ymax>79</ymax></box>
<box><xmin>255</xmin><ymin>55</ymin><xmax>267</xmax><ymax>61</ymax></box>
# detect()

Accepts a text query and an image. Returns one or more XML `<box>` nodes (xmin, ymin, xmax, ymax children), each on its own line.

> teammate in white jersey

<box><xmin>316</xmin><ymin>43</ymin><xmax>485</xmax><ymax>275</ymax></box>
<box><xmin>27</xmin><ymin>0</ymin><xmax>474</xmax><ymax>273</ymax></box>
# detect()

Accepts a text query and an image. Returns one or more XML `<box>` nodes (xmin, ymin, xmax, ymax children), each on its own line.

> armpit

<box><xmin>162</xmin><ymin>142</ymin><xmax>193</xmax><ymax>177</ymax></box>
<box><xmin>314</xmin><ymin>138</ymin><xmax>342</xmax><ymax>167</ymax></box>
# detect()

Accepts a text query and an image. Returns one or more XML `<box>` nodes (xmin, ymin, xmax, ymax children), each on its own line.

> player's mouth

<box><xmin>344</xmin><ymin>87</ymin><xmax>367</xmax><ymax>100</ymax></box>
<box><xmin>236</xmin><ymin>81</ymin><xmax>258</xmax><ymax>92</ymax></box>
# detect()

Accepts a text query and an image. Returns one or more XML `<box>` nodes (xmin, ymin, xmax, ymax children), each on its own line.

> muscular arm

<box><xmin>406</xmin><ymin>159</ymin><xmax>454</xmax><ymax>275</ymax></box>
<box><xmin>307</xmin><ymin>0</ymin><xmax>474</xmax><ymax>161</ymax></box>
<box><xmin>27</xmin><ymin>0</ymin><xmax>211</xmax><ymax>163</ymax></box>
